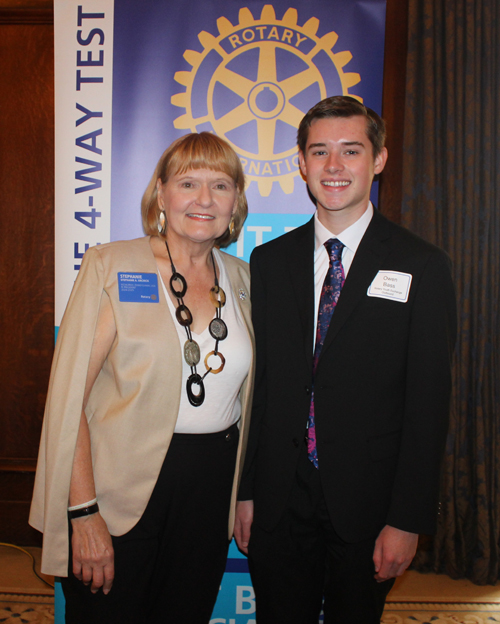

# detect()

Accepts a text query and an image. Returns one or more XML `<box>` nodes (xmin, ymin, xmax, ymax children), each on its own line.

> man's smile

<box><xmin>322</xmin><ymin>180</ymin><xmax>351</xmax><ymax>187</ymax></box>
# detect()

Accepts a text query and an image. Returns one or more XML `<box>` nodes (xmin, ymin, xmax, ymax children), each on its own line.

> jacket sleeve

<box><xmin>385</xmin><ymin>248</ymin><xmax>457</xmax><ymax>534</ymax></box>
<box><xmin>29</xmin><ymin>246</ymin><xmax>106</xmax><ymax>576</ymax></box>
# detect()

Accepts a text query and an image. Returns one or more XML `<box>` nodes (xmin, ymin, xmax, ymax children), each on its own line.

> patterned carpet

<box><xmin>1</xmin><ymin>597</ymin><xmax>500</xmax><ymax>624</ymax></box>
<box><xmin>1</xmin><ymin>601</ymin><xmax>499</xmax><ymax>623</ymax></box>
<box><xmin>0</xmin><ymin>545</ymin><xmax>55</xmax><ymax>624</ymax></box>
<box><xmin>0</xmin><ymin>593</ymin><xmax>54</xmax><ymax>623</ymax></box>
<box><xmin>382</xmin><ymin>570</ymin><xmax>500</xmax><ymax>624</ymax></box>
<box><xmin>1</xmin><ymin>598</ymin><xmax>500</xmax><ymax>623</ymax></box>
<box><xmin>382</xmin><ymin>603</ymin><xmax>500</xmax><ymax>623</ymax></box>
<box><xmin>1</xmin><ymin>546</ymin><xmax>499</xmax><ymax>624</ymax></box>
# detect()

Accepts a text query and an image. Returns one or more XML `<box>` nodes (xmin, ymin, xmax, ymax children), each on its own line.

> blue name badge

<box><xmin>118</xmin><ymin>272</ymin><xmax>159</xmax><ymax>303</ymax></box>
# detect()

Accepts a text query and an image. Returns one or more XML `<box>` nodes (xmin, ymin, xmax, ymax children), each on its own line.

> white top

<box><xmin>313</xmin><ymin>202</ymin><xmax>374</xmax><ymax>346</ymax></box>
<box><xmin>160</xmin><ymin>248</ymin><xmax>252</xmax><ymax>433</ymax></box>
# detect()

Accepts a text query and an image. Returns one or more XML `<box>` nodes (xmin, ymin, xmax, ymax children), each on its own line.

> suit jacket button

<box><xmin>292</xmin><ymin>438</ymin><xmax>300</xmax><ymax>448</ymax></box>
<box><xmin>305</xmin><ymin>386</ymin><xmax>311</xmax><ymax>395</ymax></box>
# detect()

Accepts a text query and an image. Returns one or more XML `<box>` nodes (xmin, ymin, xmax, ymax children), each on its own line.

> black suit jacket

<box><xmin>239</xmin><ymin>209</ymin><xmax>457</xmax><ymax>543</ymax></box>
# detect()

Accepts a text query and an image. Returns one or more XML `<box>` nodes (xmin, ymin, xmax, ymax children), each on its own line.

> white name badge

<box><xmin>367</xmin><ymin>270</ymin><xmax>412</xmax><ymax>303</ymax></box>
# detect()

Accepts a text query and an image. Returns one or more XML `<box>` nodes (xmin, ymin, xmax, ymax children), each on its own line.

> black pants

<box><xmin>62</xmin><ymin>424</ymin><xmax>239</xmax><ymax>624</ymax></box>
<box><xmin>248</xmin><ymin>442</ymin><xmax>394</xmax><ymax>624</ymax></box>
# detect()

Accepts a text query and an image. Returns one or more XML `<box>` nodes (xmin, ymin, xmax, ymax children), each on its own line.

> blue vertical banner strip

<box><xmin>54</xmin><ymin>1</ymin><xmax>386</xmax><ymax>622</ymax></box>
<box><xmin>54</xmin><ymin>581</ymin><xmax>65</xmax><ymax>622</ymax></box>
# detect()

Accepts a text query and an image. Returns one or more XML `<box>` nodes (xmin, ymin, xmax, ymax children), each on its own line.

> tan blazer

<box><xmin>29</xmin><ymin>236</ymin><xmax>255</xmax><ymax>577</ymax></box>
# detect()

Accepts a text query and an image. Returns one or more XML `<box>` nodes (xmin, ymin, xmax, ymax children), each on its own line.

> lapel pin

<box><xmin>238</xmin><ymin>289</ymin><xmax>247</xmax><ymax>301</ymax></box>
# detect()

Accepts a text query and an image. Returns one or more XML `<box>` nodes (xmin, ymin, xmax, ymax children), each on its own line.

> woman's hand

<box><xmin>71</xmin><ymin>512</ymin><xmax>115</xmax><ymax>594</ymax></box>
<box><xmin>234</xmin><ymin>500</ymin><xmax>254</xmax><ymax>554</ymax></box>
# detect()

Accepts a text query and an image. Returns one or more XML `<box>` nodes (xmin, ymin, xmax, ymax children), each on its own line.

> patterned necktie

<box><xmin>307</xmin><ymin>238</ymin><xmax>345</xmax><ymax>468</ymax></box>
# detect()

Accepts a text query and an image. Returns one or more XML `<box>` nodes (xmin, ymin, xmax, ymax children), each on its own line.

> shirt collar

<box><xmin>314</xmin><ymin>202</ymin><xmax>374</xmax><ymax>254</ymax></box>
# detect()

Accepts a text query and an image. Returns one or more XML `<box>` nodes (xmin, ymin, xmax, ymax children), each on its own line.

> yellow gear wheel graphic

<box><xmin>172</xmin><ymin>5</ymin><xmax>361</xmax><ymax>197</ymax></box>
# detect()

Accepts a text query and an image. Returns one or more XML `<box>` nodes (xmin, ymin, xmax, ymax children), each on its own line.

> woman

<box><xmin>29</xmin><ymin>132</ymin><xmax>254</xmax><ymax>623</ymax></box>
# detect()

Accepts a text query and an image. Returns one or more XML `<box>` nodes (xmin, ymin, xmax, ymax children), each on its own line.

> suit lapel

<box><xmin>320</xmin><ymin>210</ymin><xmax>392</xmax><ymax>356</ymax></box>
<box><xmin>285</xmin><ymin>218</ymin><xmax>316</xmax><ymax>368</ymax></box>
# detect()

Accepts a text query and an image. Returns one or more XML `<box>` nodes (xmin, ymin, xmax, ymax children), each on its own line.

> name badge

<box><xmin>118</xmin><ymin>272</ymin><xmax>159</xmax><ymax>303</ymax></box>
<box><xmin>367</xmin><ymin>270</ymin><xmax>412</xmax><ymax>303</ymax></box>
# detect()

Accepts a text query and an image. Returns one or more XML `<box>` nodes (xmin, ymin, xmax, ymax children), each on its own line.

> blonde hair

<box><xmin>141</xmin><ymin>132</ymin><xmax>247</xmax><ymax>248</ymax></box>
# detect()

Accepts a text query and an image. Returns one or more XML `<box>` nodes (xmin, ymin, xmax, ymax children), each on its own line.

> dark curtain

<box><xmin>401</xmin><ymin>0</ymin><xmax>500</xmax><ymax>584</ymax></box>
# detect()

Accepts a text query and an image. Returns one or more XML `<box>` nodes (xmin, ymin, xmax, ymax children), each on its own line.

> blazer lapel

<box><xmin>320</xmin><ymin>210</ymin><xmax>392</xmax><ymax>356</ymax></box>
<box><xmin>284</xmin><ymin>218</ymin><xmax>316</xmax><ymax>368</ymax></box>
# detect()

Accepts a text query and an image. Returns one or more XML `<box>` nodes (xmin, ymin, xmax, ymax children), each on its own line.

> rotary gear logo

<box><xmin>172</xmin><ymin>5</ymin><xmax>361</xmax><ymax>197</ymax></box>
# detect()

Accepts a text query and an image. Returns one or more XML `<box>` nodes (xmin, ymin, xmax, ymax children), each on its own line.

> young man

<box><xmin>234</xmin><ymin>96</ymin><xmax>457</xmax><ymax>623</ymax></box>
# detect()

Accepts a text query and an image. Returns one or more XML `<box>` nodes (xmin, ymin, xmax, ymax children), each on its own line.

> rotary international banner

<box><xmin>54</xmin><ymin>0</ymin><xmax>386</xmax><ymax>620</ymax></box>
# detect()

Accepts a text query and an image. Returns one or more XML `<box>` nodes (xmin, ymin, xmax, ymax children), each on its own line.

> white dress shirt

<box><xmin>313</xmin><ymin>202</ymin><xmax>374</xmax><ymax>346</ymax></box>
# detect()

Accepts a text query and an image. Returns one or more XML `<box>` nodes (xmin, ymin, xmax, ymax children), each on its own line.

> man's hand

<box><xmin>373</xmin><ymin>524</ymin><xmax>418</xmax><ymax>582</ymax></box>
<box><xmin>234</xmin><ymin>500</ymin><xmax>254</xmax><ymax>554</ymax></box>
<box><xmin>71</xmin><ymin>512</ymin><xmax>115</xmax><ymax>594</ymax></box>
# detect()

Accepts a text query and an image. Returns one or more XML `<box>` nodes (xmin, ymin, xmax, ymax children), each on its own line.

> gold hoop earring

<box><xmin>158</xmin><ymin>211</ymin><xmax>166</xmax><ymax>235</ymax></box>
<box><xmin>228</xmin><ymin>217</ymin><xmax>235</xmax><ymax>237</ymax></box>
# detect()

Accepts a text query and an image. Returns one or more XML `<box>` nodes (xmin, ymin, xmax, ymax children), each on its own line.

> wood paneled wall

<box><xmin>0</xmin><ymin>0</ymin><xmax>54</xmax><ymax>545</ymax></box>
<box><xmin>0</xmin><ymin>0</ymin><xmax>407</xmax><ymax>546</ymax></box>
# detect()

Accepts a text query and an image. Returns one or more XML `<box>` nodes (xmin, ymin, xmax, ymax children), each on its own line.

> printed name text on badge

<box><xmin>367</xmin><ymin>271</ymin><xmax>412</xmax><ymax>303</ymax></box>
<box><xmin>118</xmin><ymin>272</ymin><xmax>159</xmax><ymax>302</ymax></box>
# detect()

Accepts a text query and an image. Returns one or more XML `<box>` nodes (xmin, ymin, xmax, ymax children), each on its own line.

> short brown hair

<box><xmin>297</xmin><ymin>96</ymin><xmax>386</xmax><ymax>159</ymax></box>
<box><xmin>141</xmin><ymin>132</ymin><xmax>247</xmax><ymax>248</ymax></box>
